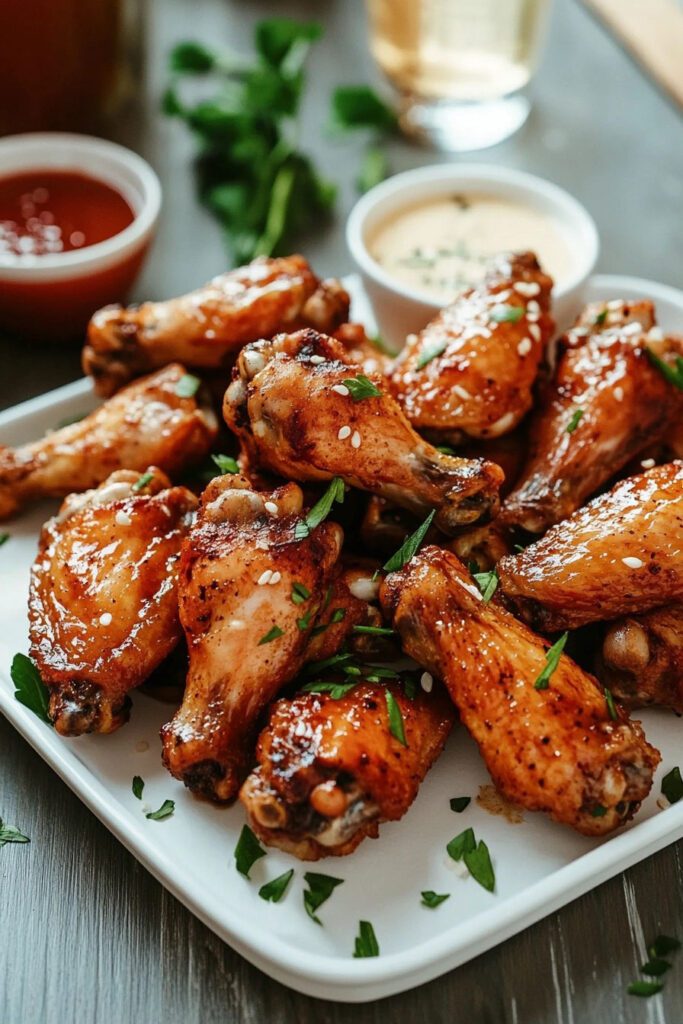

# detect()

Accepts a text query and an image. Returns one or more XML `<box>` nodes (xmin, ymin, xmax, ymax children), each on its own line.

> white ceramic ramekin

<box><xmin>346</xmin><ymin>164</ymin><xmax>599</xmax><ymax>349</ymax></box>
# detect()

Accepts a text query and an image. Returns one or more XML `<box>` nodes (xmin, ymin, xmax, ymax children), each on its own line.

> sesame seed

<box><xmin>647</xmin><ymin>326</ymin><xmax>664</xmax><ymax>342</ymax></box>
<box><xmin>526</xmin><ymin>300</ymin><xmax>541</xmax><ymax>316</ymax></box>
<box><xmin>453</xmin><ymin>384</ymin><xmax>471</xmax><ymax>400</ymax></box>
<box><xmin>420</xmin><ymin>671</ymin><xmax>433</xmax><ymax>693</ymax></box>
<box><xmin>264</xmin><ymin>501</ymin><xmax>278</xmax><ymax>515</ymax></box>
<box><xmin>529</xmin><ymin>323</ymin><xmax>542</xmax><ymax>342</ymax></box>
<box><xmin>338</xmin><ymin>425</ymin><xmax>351</xmax><ymax>440</ymax></box>
<box><xmin>517</xmin><ymin>338</ymin><xmax>532</xmax><ymax>356</ymax></box>
<box><xmin>268</xmin><ymin>571</ymin><xmax>282</xmax><ymax>585</ymax></box>
<box><xmin>99</xmin><ymin>612</ymin><xmax>113</xmax><ymax>626</ymax></box>
<box><xmin>115</xmin><ymin>510</ymin><xmax>132</xmax><ymax>526</ymax></box>
<box><xmin>614</xmin><ymin>386</ymin><xmax>624</xmax><ymax>401</ymax></box>
<box><xmin>513</xmin><ymin>281</ymin><xmax>541</xmax><ymax>297</ymax></box>
<box><xmin>640</xmin><ymin>458</ymin><xmax>655</xmax><ymax>469</ymax></box>
<box><xmin>351</xmin><ymin>430</ymin><xmax>361</xmax><ymax>449</ymax></box>
<box><xmin>257</xmin><ymin>570</ymin><xmax>273</xmax><ymax>586</ymax></box>
<box><xmin>310</xmin><ymin>354</ymin><xmax>325</xmax><ymax>364</ymax></box>
<box><xmin>622</xmin><ymin>556</ymin><xmax>644</xmax><ymax>569</ymax></box>
<box><xmin>332</xmin><ymin>383</ymin><xmax>350</xmax><ymax>397</ymax></box>
<box><xmin>657</xmin><ymin>796</ymin><xmax>670</xmax><ymax>811</ymax></box>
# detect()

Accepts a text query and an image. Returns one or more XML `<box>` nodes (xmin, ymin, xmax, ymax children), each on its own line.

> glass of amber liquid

<box><xmin>366</xmin><ymin>0</ymin><xmax>552</xmax><ymax>151</ymax></box>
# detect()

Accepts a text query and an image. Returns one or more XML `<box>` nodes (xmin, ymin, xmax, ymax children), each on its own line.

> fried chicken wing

<box><xmin>389</xmin><ymin>252</ymin><xmax>554</xmax><ymax>441</ymax></box>
<box><xmin>83</xmin><ymin>256</ymin><xmax>349</xmax><ymax>395</ymax></box>
<box><xmin>161</xmin><ymin>474</ymin><xmax>343</xmax><ymax>803</ymax></box>
<box><xmin>240</xmin><ymin>680</ymin><xmax>454</xmax><ymax>859</ymax></box>
<box><xmin>0</xmin><ymin>363</ymin><xmax>217</xmax><ymax>520</ymax></box>
<box><xmin>598</xmin><ymin>605</ymin><xmax>683</xmax><ymax>713</ymax></box>
<box><xmin>502</xmin><ymin>301</ymin><xmax>683</xmax><ymax>532</ymax></box>
<box><xmin>223</xmin><ymin>328</ymin><xmax>503</xmax><ymax>534</ymax></box>
<box><xmin>498</xmin><ymin>462</ymin><xmax>683</xmax><ymax>631</ymax></box>
<box><xmin>380</xmin><ymin>546</ymin><xmax>659</xmax><ymax>835</ymax></box>
<box><xmin>28</xmin><ymin>468</ymin><xmax>197</xmax><ymax>735</ymax></box>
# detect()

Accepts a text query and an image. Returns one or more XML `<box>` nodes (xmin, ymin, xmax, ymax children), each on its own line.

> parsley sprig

<box><xmin>303</xmin><ymin>871</ymin><xmax>344</xmax><ymax>924</ymax></box>
<box><xmin>0</xmin><ymin>818</ymin><xmax>30</xmax><ymax>847</ymax></box>
<box><xmin>342</xmin><ymin>374</ymin><xmax>382</xmax><ymax>401</ymax></box>
<box><xmin>11</xmin><ymin>653</ymin><xmax>51</xmax><ymax>725</ymax></box>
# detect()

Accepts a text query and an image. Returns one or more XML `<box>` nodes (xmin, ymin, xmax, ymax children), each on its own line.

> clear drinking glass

<box><xmin>366</xmin><ymin>0</ymin><xmax>552</xmax><ymax>151</ymax></box>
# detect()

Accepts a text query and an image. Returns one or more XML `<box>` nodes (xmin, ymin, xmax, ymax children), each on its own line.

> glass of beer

<box><xmin>366</xmin><ymin>0</ymin><xmax>552</xmax><ymax>151</ymax></box>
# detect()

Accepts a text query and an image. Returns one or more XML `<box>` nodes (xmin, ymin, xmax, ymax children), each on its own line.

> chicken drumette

<box><xmin>598</xmin><ymin>604</ymin><xmax>683</xmax><ymax>713</ymax></box>
<box><xmin>223</xmin><ymin>329</ymin><xmax>503</xmax><ymax>534</ymax></box>
<box><xmin>0</xmin><ymin>363</ymin><xmax>217</xmax><ymax>520</ymax></box>
<box><xmin>29</xmin><ymin>468</ymin><xmax>197</xmax><ymax>735</ymax></box>
<box><xmin>381</xmin><ymin>546</ymin><xmax>659</xmax><ymax>835</ymax></box>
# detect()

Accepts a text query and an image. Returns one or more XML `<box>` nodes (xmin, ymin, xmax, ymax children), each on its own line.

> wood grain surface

<box><xmin>1</xmin><ymin>1</ymin><xmax>683</xmax><ymax>1022</ymax></box>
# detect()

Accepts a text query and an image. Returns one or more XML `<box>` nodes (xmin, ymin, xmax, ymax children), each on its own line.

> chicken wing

<box><xmin>389</xmin><ymin>252</ymin><xmax>554</xmax><ymax>441</ymax></box>
<box><xmin>28</xmin><ymin>468</ymin><xmax>197</xmax><ymax>735</ymax></box>
<box><xmin>0</xmin><ymin>363</ymin><xmax>217</xmax><ymax>520</ymax></box>
<box><xmin>498</xmin><ymin>462</ymin><xmax>683</xmax><ymax>631</ymax></box>
<box><xmin>83</xmin><ymin>255</ymin><xmax>349</xmax><ymax>395</ymax></box>
<box><xmin>380</xmin><ymin>546</ymin><xmax>659</xmax><ymax>835</ymax></box>
<box><xmin>598</xmin><ymin>605</ymin><xmax>683</xmax><ymax>713</ymax></box>
<box><xmin>240</xmin><ymin>680</ymin><xmax>454</xmax><ymax>859</ymax></box>
<box><xmin>223</xmin><ymin>328</ymin><xmax>504</xmax><ymax>534</ymax></box>
<box><xmin>502</xmin><ymin>300</ymin><xmax>683</xmax><ymax>532</ymax></box>
<box><xmin>161</xmin><ymin>474</ymin><xmax>343</xmax><ymax>803</ymax></box>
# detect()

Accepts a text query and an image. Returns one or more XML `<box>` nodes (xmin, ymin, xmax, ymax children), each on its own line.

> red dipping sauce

<box><xmin>0</xmin><ymin>169</ymin><xmax>134</xmax><ymax>257</ymax></box>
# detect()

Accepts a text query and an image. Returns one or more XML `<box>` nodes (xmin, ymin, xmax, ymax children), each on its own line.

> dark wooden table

<box><xmin>1</xmin><ymin>2</ymin><xmax>682</xmax><ymax>1021</ymax></box>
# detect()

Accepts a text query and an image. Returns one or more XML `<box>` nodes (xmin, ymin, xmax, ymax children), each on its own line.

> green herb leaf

<box><xmin>627</xmin><ymin>980</ymin><xmax>663</xmax><ymax>997</ymax></box>
<box><xmin>0</xmin><ymin>532</ymin><xmax>8</xmax><ymax>547</ymax></box>
<box><xmin>450</xmin><ymin>797</ymin><xmax>471</xmax><ymax>813</ymax></box>
<box><xmin>255</xmin><ymin>18</ymin><xmax>321</xmax><ymax>68</ymax></box>
<box><xmin>175</xmin><ymin>373</ymin><xmax>201</xmax><ymax>398</ymax></box>
<box><xmin>291</xmin><ymin>582</ymin><xmax>311</xmax><ymax>605</ymax></box>
<box><xmin>385</xmin><ymin>689</ymin><xmax>407</xmax><ymax>746</ymax></box>
<box><xmin>332</xmin><ymin>85</ymin><xmax>397</xmax><ymax>133</ymax></box>
<box><xmin>212</xmin><ymin>453</ymin><xmax>239</xmax><ymax>475</ymax></box>
<box><xmin>647</xmin><ymin>347</ymin><xmax>683</xmax><ymax>390</ymax></box>
<box><xmin>661</xmin><ymin>766</ymin><xmax>683</xmax><ymax>804</ymax></box>
<box><xmin>146</xmin><ymin>799</ymin><xmax>175</xmax><ymax>821</ymax></box>
<box><xmin>382</xmin><ymin>510</ymin><xmax>435</xmax><ymax>574</ymax></box>
<box><xmin>591</xmin><ymin>804</ymin><xmax>608</xmax><ymax>817</ymax></box>
<box><xmin>170</xmin><ymin>41</ymin><xmax>216</xmax><ymax>73</ymax></box>
<box><xmin>649</xmin><ymin>935</ymin><xmax>681</xmax><ymax>958</ymax></box>
<box><xmin>234</xmin><ymin>824</ymin><xmax>267</xmax><ymax>878</ymax></box>
<box><xmin>258</xmin><ymin>868</ymin><xmax>294</xmax><ymax>903</ymax></box>
<box><xmin>330</xmin><ymin>608</ymin><xmax>346</xmax><ymax>624</ymax></box>
<box><xmin>258</xmin><ymin>625</ymin><xmax>285</xmax><ymax>645</ymax></box>
<box><xmin>416</xmin><ymin>337</ymin><xmax>448</xmax><ymax>370</ymax></box>
<box><xmin>490</xmin><ymin>304</ymin><xmax>524</xmax><ymax>324</ymax></box>
<box><xmin>446</xmin><ymin>827</ymin><xmax>476</xmax><ymax>862</ymax></box>
<box><xmin>132</xmin><ymin>472</ymin><xmax>154</xmax><ymax>493</ymax></box>
<box><xmin>640</xmin><ymin>958</ymin><xmax>672</xmax><ymax>977</ymax></box>
<box><xmin>604</xmin><ymin>687</ymin><xmax>618</xmax><ymax>721</ymax></box>
<box><xmin>11</xmin><ymin>653</ymin><xmax>51</xmax><ymax>724</ymax></box>
<box><xmin>437</xmin><ymin>445</ymin><xmax>456</xmax><ymax>455</ymax></box>
<box><xmin>300</xmin><ymin>680</ymin><xmax>357</xmax><ymax>700</ymax></box>
<box><xmin>421</xmin><ymin>891</ymin><xmax>450</xmax><ymax>909</ymax></box>
<box><xmin>0</xmin><ymin>819</ymin><xmax>30</xmax><ymax>847</ymax></box>
<box><xmin>342</xmin><ymin>374</ymin><xmax>382</xmax><ymax>401</ymax></box>
<box><xmin>473</xmin><ymin>569</ymin><xmax>498</xmax><ymax>603</ymax></box>
<box><xmin>294</xmin><ymin>477</ymin><xmax>345</xmax><ymax>540</ymax></box>
<box><xmin>296</xmin><ymin>606</ymin><xmax>317</xmax><ymax>632</ymax></box>
<box><xmin>303</xmin><ymin>871</ymin><xmax>344</xmax><ymax>924</ymax></box>
<box><xmin>302</xmin><ymin>651</ymin><xmax>354</xmax><ymax>676</ymax></box>
<box><xmin>352</xmin><ymin>624</ymin><xmax>395</xmax><ymax>637</ymax></box>
<box><xmin>594</xmin><ymin>309</ymin><xmax>608</xmax><ymax>325</ymax></box>
<box><xmin>464</xmin><ymin>840</ymin><xmax>495</xmax><ymax>892</ymax></box>
<box><xmin>132</xmin><ymin>776</ymin><xmax>144</xmax><ymax>800</ymax></box>
<box><xmin>533</xmin><ymin>632</ymin><xmax>569</xmax><ymax>690</ymax></box>
<box><xmin>353</xmin><ymin>920</ymin><xmax>380</xmax><ymax>957</ymax></box>
<box><xmin>357</xmin><ymin>146</ymin><xmax>388</xmax><ymax>194</ymax></box>
<box><xmin>566</xmin><ymin>408</ymin><xmax>584</xmax><ymax>434</ymax></box>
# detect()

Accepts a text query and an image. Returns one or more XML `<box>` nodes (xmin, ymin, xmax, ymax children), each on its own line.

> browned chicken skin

<box><xmin>223</xmin><ymin>328</ymin><xmax>503</xmax><ymax>534</ymax></box>
<box><xmin>598</xmin><ymin>604</ymin><xmax>683</xmax><ymax>712</ymax></box>
<box><xmin>381</xmin><ymin>546</ymin><xmax>660</xmax><ymax>835</ymax></box>
<box><xmin>498</xmin><ymin>462</ymin><xmax>683</xmax><ymax>631</ymax></box>
<box><xmin>83</xmin><ymin>256</ymin><xmax>349</xmax><ymax>396</ymax></box>
<box><xmin>390</xmin><ymin>252</ymin><xmax>554</xmax><ymax>441</ymax></box>
<box><xmin>240</xmin><ymin>681</ymin><xmax>454</xmax><ymax>859</ymax></box>
<box><xmin>0</xmin><ymin>363</ymin><xmax>217</xmax><ymax>521</ymax></box>
<box><xmin>502</xmin><ymin>301</ymin><xmax>683</xmax><ymax>532</ymax></box>
<box><xmin>161</xmin><ymin>474</ymin><xmax>344</xmax><ymax>803</ymax></box>
<box><xmin>28</xmin><ymin>468</ymin><xmax>197</xmax><ymax>735</ymax></box>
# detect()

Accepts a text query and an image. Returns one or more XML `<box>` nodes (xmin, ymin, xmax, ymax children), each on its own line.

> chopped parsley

<box><xmin>211</xmin><ymin>453</ymin><xmax>239</xmax><ymax>475</ymax></box>
<box><xmin>11</xmin><ymin>653</ymin><xmax>51</xmax><ymax>724</ymax></box>
<box><xmin>416</xmin><ymin>337</ymin><xmax>448</xmax><ymax>369</ymax></box>
<box><xmin>447</xmin><ymin>828</ymin><xmax>495</xmax><ymax>892</ymax></box>
<box><xmin>302</xmin><ymin>651</ymin><xmax>354</xmax><ymax>676</ymax></box>
<box><xmin>145</xmin><ymin>799</ymin><xmax>175</xmax><ymax>821</ymax></box>
<box><xmin>446</xmin><ymin>827</ymin><xmax>476</xmax><ymax>862</ymax></box>
<box><xmin>640</xmin><ymin>958</ymin><xmax>672</xmax><ymax>977</ymax></box>
<box><xmin>258</xmin><ymin>868</ymin><xmax>294</xmax><ymax>903</ymax></box>
<box><xmin>591</xmin><ymin>804</ymin><xmax>608</xmax><ymax>818</ymax></box>
<box><xmin>258</xmin><ymin>625</ymin><xmax>285</xmax><ymax>645</ymax></box>
<box><xmin>627</xmin><ymin>980</ymin><xmax>664</xmax><ymax>997</ymax></box>
<box><xmin>234</xmin><ymin>825</ymin><xmax>266</xmax><ymax>878</ymax></box>
<box><xmin>385</xmin><ymin>689</ymin><xmax>407</xmax><ymax>746</ymax></box>
<box><xmin>421</xmin><ymin>891</ymin><xmax>450</xmax><ymax>909</ymax></box>
<box><xmin>437</xmin><ymin>445</ymin><xmax>456</xmax><ymax>455</ymax></box>
<box><xmin>132</xmin><ymin>472</ymin><xmax>154</xmax><ymax>493</ymax></box>
<box><xmin>533</xmin><ymin>632</ymin><xmax>568</xmax><ymax>690</ymax></box>
<box><xmin>342</xmin><ymin>374</ymin><xmax>382</xmax><ymax>401</ymax></box>
<box><xmin>382</xmin><ymin>509</ymin><xmax>435</xmax><ymax>574</ymax></box>
<box><xmin>352</xmin><ymin>624</ymin><xmax>395</xmax><ymax>637</ymax></box>
<box><xmin>353</xmin><ymin>920</ymin><xmax>380</xmax><ymax>957</ymax></box>
<box><xmin>661</xmin><ymin>766</ymin><xmax>683</xmax><ymax>804</ymax></box>
<box><xmin>0</xmin><ymin>533</ymin><xmax>8</xmax><ymax>547</ymax></box>
<box><xmin>291</xmin><ymin>581</ymin><xmax>311</xmax><ymax>605</ymax></box>
<box><xmin>294</xmin><ymin>477</ymin><xmax>344</xmax><ymax>540</ymax></box>
<box><xmin>450</xmin><ymin>797</ymin><xmax>471</xmax><ymax>813</ymax></box>
<box><xmin>490</xmin><ymin>303</ymin><xmax>524</xmax><ymax>324</ymax></box>
<box><xmin>0</xmin><ymin>818</ymin><xmax>30</xmax><ymax>847</ymax></box>
<box><xmin>594</xmin><ymin>309</ymin><xmax>608</xmax><ymax>325</ymax></box>
<box><xmin>646</xmin><ymin>347</ymin><xmax>683</xmax><ymax>390</ymax></box>
<box><xmin>132</xmin><ymin>776</ymin><xmax>144</xmax><ymax>800</ymax></box>
<box><xmin>566</xmin><ymin>408</ymin><xmax>584</xmax><ymax>434</ymax></box>
<box><xmin>175</xmin><ymin>373</ymin><xmax>201</xmax><ymax>397</ymax></box>
<box><xmin>296</xmin><ymin>607</ymin><xmax>317</xmax><ymax>632</ymax></box>
<box><xmin>627</xmin><ymin>932</ymin><xmax>681</xmax><ymax>997</ymax></box>
<box><xmin>473</xmin><ymin>569</ymin><xmax>498</xmax><ymax>603</ymax></box>
<box><xmin>650</xmin><ymin>935</ymin><xmax>681</xmax><ymax>958</ymax></box>
<box><xmin>303</xmin><ymin>871</ymin><xmax>344</xmax><ymax>924</ymax></box>
<box><xmin>604</xmin><ymin>687</ymin><xmax>618</xmax><ymax>721</ymax></box>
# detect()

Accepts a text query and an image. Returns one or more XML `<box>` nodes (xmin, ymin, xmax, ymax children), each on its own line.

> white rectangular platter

<box><xmin>1</xmin><ymin>274</ymin><xmax>682</xmax><ymax>1002</ymax></box>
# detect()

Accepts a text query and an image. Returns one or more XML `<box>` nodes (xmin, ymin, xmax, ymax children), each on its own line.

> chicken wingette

<box><xmin>598</xmin><ymin>604</ymin><xmax>683</xmax><ymax>713</ymax></box>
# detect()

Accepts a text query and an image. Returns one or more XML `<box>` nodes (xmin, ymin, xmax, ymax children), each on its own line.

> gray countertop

<box><xmin>1</xmin><ymin>1</ymin><xmax>682</xmax><ymax>1021</ymax></box>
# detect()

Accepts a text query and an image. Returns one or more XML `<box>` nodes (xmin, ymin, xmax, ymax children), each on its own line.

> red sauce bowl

<box><xmin>0</xmin><ymin>133</ymin><xmax>161</xmax><ymax>341</ymax></box>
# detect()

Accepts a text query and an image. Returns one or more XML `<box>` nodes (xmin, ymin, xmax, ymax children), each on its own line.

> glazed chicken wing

<box><xmin>502</xmin><ymin>300</ymin><xmax>683</xmax><ymax>532</ymax></box>
<box><xmin>598</xmin><ymin>604</ymin><xmax>683</xmax><ymax>713</ymax></box>
<box><xmin>161</xmin><ymin>474</ymin><xmax>343</xmax><ymax>803</ymax></box>
<box><xmin>28</xmin><ymin>468</ymin><xmax>197</xmax><ymax>735</ymax></box>
<box><xmin>83</xmin><ymin>255</ymin><xmax>349</xmax><ymax>395</ymax></box>
<box><xmin>240</xmin><ymin>680</ymin><xmax>454</xmax><ymax>859</ymax></box>
<box><xmin>223</xmin><ymin>329</ymin><xmax>504</xmax><ymax>534</ymax></box>
<box><xmin>390</xmin><ymin>252</ymin><xmax>554</xmax><ymax>441</ymax></box>
<box><xmin>381</xmin><ymin>546</ymin><xmax>659</xmax><ymax>835</ymax></box>
<box><xmin>0</xmin><ymin>363</ymin><xmax>217</xmax><ymax>520</ymax></box>
<box><xmin>498</xmin><ymin>462</ymin><xmax>683</xmax><ymax>631</ymax></box>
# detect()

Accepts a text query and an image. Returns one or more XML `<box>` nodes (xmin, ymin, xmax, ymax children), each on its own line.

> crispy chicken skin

<box><xmin>0</xmin><ymin>363</ymin><xmax>217</xmax><ymax>521</ymax></box>
<box><xmin>223</xmin><ymin>328</ymin><xmax>504</xmax><ymax>534</ymax></box>
<box><xmin>390</xmin><ymin>252</ymin><xmax>554</xmax><ymax>441</ymax></box>
<box><xmin>83</xmin><ymin>255</ymin><xmax>349</xmax><ymax>395</ymax></box>
<box><xmin>598</xmin><ymin>605</ymin><xmax>683</xmax><ymax>713</ymax></box>
<box><xmin>161</xmin><ymin>474</ymin><xmax>343</xmax><ymax>803</ymax></box>
<box><xmin>498</xmin><ymin>462</ymin><xmax>683</xmax><ymax>631</ymax></box>
<box><xmin>502</xmin><ymin>300</ymin><xmax>683</xmax><ymax>532</ymax></box>
<box><xmin>381</xmin><ymin>546</ymin><xmax>660</xmax><ymax>835</ymax></box>
<box><xmin>29</xmin><ymin>468</ymin><xmax>197</xmax><ymax>735</ymax></box>
<box><xmin>240</xmin><ymin>681</ymin><xmax>454</xmax><ymax>859</ymax></box>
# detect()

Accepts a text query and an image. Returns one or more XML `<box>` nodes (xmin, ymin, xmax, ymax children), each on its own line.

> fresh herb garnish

<box><xmin>640</xmin><ymin>958</ymin><xmax>672</xmax><ymax>977</ymax></box>
<box><xmin>0</xmin><ymin>533</ymin><xmax>9</xmax><ymax>547</ymax></box>
<box><xmin>10</xmin><ymin>653</ymin><xmax>51</xmax><ymax>724</ymax></box>
<box><xmin>661</xmin><ymin>766</ymin><xmax>683</xmax><ymax>804</ymax></box>
<box><xmin>331</xmin><ymin>85</ymin><xmax>397</xmax><ymax>133</ymax></box>
<box><xmin>300</xmin><ymin>680</ymin><xmax>357</xmax><ymax>700</ymax></box>
<box><xmin>464</xmin><ymin>840</ymin><xmax>495</xmax><ymax>892</ymax></box>
<box><xmin>258</xmin><ymin>868</ymin><xmax>294</xmax><ymax>903</ymax></box>
<box><xmin>446</xmin><ymin>827</ymin><xmax>476</xmax><ymax>862</ymax></box>
<box><xmin>175</xmin><ymin>373</ymin><xmax>201</xmax><ymax>398</ymax></box>
<box><xmin>352</xmin><ymin>624</ymin><xmax>395</xmax><ymax>637</ymax></box>
<box><xmin>330</xmin><ymin>608</ymin><xmax>346</xmax><ymax>624</ymax></box>
<box><xmin>473</xmin><ymin>569</ymin><xmax>498</xmax><ymax>603</ymax></box>
<box><xmin>296</xmin><ymin>606</ymin><xmax>317</xmax><ymax>632</ymax></box>
<box><xmin>0</xmin><ymin>819</ymin><xmax>30</xmax><ymax>847</ymax></box>
<box><xmin>302</xmin><ymin>651</ymin><xmax>354</xmax><ymax>676</ymax></box>
<box><xmin>437</xmin><ymin>445</ymin><xmax>456</xmax><ymax>455</ymax></box>
<box><xmin>132</xmin><ymin>776</ymin><xmax>144</xmax><ymax>800</ymax></box>
<box><xmin>146</xmin><ymin>799</ymin><xmax>175</xmax><ymax>821</ymax></box>
<box><xmin>294</xmin><ymin>477</ymin><xmax>344</xmax><ymax>540</ymax></box>
<box><xmin>357</xmin><ymin>146</ymin><xmax>388</xmax><ymax>194</ymax></box>
<box><xmin>421</xmin><ymin>891</ymin><xmax>450</xmax><ymax>909</ymax></box>
<box><xmin>490</xmin><ymin>303</ymin><xmax>524</xmax><ymax>324</ymax></box>
<box><xmin>342</xmin><ymin>374</ymin><xmax>382</xmax><ymax>401</ymax></box>
<box><xmin>303</xmin><ymin>871</ymin><xmax>344</xmax><ymax>924</ymax></box>
<box><xmin>212</xmin><ymin>453</ymin><xmax>239</xmax><ymax>475</ymax></box>
<box><xmin>385</xmin><ymin>689</ymin><xmax>407</xmax><ymax>746</ymax></box>
<box><xmin>382</xmin><ymin>509</ymin><xmax>435</xmax><ymax>574</ymax></box>
<box><xmin>533</xmin><ymin>632</ymin><xmax>569</xmax><ymax>690</ymax></box>
<box><xmin>594</xmin><ymin>309</ymin><xmax>608</xmax><ymax>325</ymax></box>
<box><xmin>627</xmin><ymin>980</ymin><xmax>664</xmax><ymax>997</ymax></box>
<box><xmin>353</xmin><ymin>920</ymin><xmax>380</xmax><ymax>957</ymax></box>
<box><xmin>291</xmin><ymin>581</ymin><xmax>311</xmax><ymax>605</ymax></box>
<box><xmin>450</xmin><ymin>797</ymin><xmax>471</xmax><ymax>813</ymax></box>
<box><xmin>626</xmin><ymin>933</ymin><xmax>681</xmax><ymax>997</ymax></box>
<box><xmin>591</xmin><ymin>804</ymin><xmax>608</xmax><ymax>817</ymax></box>
<box><xmin>258</xmin><ymin>625</ymin><xmax>285</xmax><ymax>645</ymax></box>
<box><xmin>566</xmin><ymin>408</ymin><xmax>584</xmax><ymax>434</ymax></box>
<box><xmin>646</xmin><ymin>347</ymin><xmax>683</xmax><ymax>390</ymax></box>
<box><xmin>649</xmin><ymin>935</ymin><xmax>681</xmax><ymax>958</ymax></box>
<box><xmin>132</xmin><ymin>472</ymin><xmax>154</xmax><ymax>493</ymax></box>
<box><xmin>234</xmin><ymin>824</ymin><xmax>267</xmax><ymax>878</ymax></box>
<box><xmin>416</xmin><ymin>337</ymin><xmax>448</xmax><ymax>370</ymax></box>
<box><xmin>604</xmin><ymin>687</ymin><xmax>618</xmax><ymax>721</ymax></box>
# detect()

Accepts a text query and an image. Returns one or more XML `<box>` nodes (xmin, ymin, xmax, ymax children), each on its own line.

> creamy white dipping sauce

<box><xmin>368</xmin><ymin>193</ymin><xmax>575</xmax><ymax>302</ymax></box>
